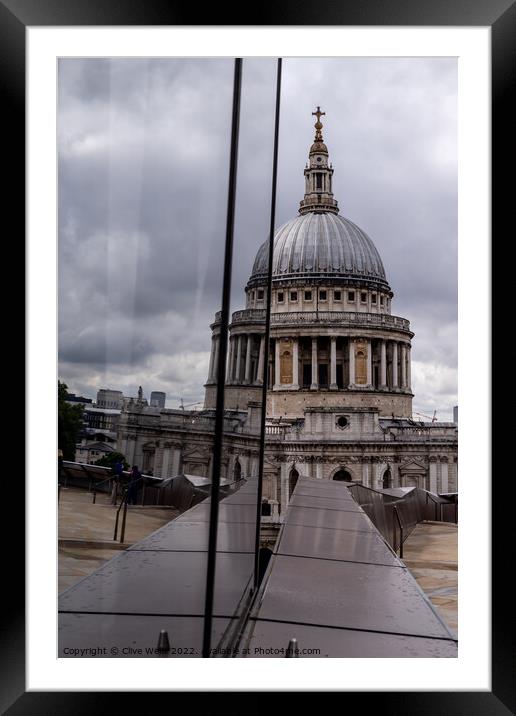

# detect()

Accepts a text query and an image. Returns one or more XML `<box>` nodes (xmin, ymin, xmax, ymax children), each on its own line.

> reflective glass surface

<box><xmin>58</xmin><ymin>58</ymin><xmax>236</xmax><ymax>657</ymax></box>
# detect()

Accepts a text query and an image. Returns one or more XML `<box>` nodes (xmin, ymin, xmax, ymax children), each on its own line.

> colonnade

<box><xmin>207</xmin><ymin>333</ymin><xmax>266</xmax><ymax>385</ymax></box>
<box><xmin>271</xmin><ymin>336</ymin><xmax>411</xmax><ymax>391</ymax></box>
<box><xmin>207</xmin><ymin>333</ymin><xmax>411</xmax><ymax>391</ymax></box>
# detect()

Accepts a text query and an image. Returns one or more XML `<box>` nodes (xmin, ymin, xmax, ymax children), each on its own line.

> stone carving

<box><xmin>401</xmin><ymin>455</ymin><xmax>427</xmax><ymax>464</ymax></box>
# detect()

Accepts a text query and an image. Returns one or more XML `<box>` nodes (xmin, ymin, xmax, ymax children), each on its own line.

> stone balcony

<box><xmin>221</xmin><ymin>308</ymin><xmax>411</xmax><ymax>333</ymax></box>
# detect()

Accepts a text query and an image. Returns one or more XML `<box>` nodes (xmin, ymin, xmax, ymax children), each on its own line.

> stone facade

<box><xmin>118</xmin><ymin>405</ymin><xmax>262</xmax><ymax>481</ymax></box>
<box><xmin>260</xmin><ymin>408</ymin><xmax>457</xmax><ymax>520</ymax></box>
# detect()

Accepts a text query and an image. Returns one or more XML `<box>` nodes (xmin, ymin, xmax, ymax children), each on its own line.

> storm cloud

<box><xmin>58</xmin><ymin>57</ymin><xmax>457</xmax><ymax>419</ymax></box>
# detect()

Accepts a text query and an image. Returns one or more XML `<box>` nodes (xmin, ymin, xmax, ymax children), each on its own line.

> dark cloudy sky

<box><xmin>58</xmin><ymin>57</ymin><xmax>457</xmax><ymax>420</ymax></box>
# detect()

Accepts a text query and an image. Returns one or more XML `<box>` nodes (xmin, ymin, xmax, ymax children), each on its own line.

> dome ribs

<box><xmin>246</xmin><ymin>213</ymin><xmax>391</xmax><ymax>292</ymax></box>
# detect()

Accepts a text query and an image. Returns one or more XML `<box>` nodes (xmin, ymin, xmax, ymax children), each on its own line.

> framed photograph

<box><xmin>8</xmin><ymin>0</ymin><xmax>508</xmax><ymax>708</ymax></box>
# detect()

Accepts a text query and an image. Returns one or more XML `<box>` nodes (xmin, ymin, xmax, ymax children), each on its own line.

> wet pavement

<box><xmin>402</xmin><ymin>521</ymin><xmax>458</xmax><ymax>636</ymax></box>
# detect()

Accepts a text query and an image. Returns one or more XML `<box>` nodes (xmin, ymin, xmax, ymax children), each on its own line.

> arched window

<box><xmin>382</xmin><ymin>469</ymin><xmax>392</xmax><ymax>489</ymax></box>
<box><xmin>333</xmin><ymin>468</ymin><xmax>352</xmax><ymax>482</ymax></box>
<box><xmin>355</xmin><ymin>349</ymin><xmax>367</xmax><ymax>384</ymax></box>
<box><xmin>289</xmin><ymin>468</ymin><xmax>299</xmax><ymax>498</ymax></box>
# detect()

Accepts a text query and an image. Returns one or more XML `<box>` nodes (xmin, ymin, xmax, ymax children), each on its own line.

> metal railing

<box><xmin>348</xmin><ymin>484</ymin><xmax>458</xmax><ymax>557</ymax></box>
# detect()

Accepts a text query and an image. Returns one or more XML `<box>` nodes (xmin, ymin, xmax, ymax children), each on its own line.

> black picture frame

<box><xmin>7</xmin><ymin>0</ymin><xmax>509</xmax><ymax>709</ymax></box>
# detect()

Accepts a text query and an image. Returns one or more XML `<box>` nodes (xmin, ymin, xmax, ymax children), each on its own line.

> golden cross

<box><xmin>312</xmin><ymin>106</ymin><xmax>325</xmax><ymax>123</ymax></box>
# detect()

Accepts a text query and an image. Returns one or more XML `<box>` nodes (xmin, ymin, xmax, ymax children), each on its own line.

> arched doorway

<box><xmin>289</xmin><ymin>468</ymin><xmax>299</xmax><ymax>498</ymax></box>
<box><xmin>382</xmin><ymin>469</ymin><xmax>392</xmax><ymax>489</ymax></box>
<box><xmin>233</xmin><ymin>459</ymin><xmax>242</xmax><ymax>481</ymax></box>
<box><xmin>333</xmin><ymin>469</ymin><xmax>353</xmax><ymax>482</ymax></box>
<box><xmin>142</xmin><ymin>447</ymin><xmax>155</xmax><ymax>475</ymax></box>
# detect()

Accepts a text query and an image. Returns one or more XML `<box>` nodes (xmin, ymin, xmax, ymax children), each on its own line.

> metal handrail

<box><xmin>113</xmin><ymin>489</ymin><xmax>128</xmax><ymax>543</ymax></box>
<box><xmin>112</xmin><ymin>475</ymin><xmax>148</xmax><ymax>543</ymax></box>
<box><xmin>92</xmin><ymin>474</ymin><xmax>116</xmax><ymax>504</ymax></box>
<box><xmin>393</xmin><ymin>504</ymin><xmax>404</xmax><ymax>558</ymax></box>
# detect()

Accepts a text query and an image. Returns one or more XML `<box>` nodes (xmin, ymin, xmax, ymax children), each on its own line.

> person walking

<box><xmin>111</xmin><ymin>459</ymin><xmax>124</xmax><ymax>505</ymax></box>
<box><xmin>127</xmin><ymin>465</ymin><xmax>141</xmax><ymax>505</ymax></box>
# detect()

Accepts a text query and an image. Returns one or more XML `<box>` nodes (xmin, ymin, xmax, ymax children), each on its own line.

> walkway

<box><xmin>59</xmin><ymin>487</ymin><xmax>178</xmax><ymax>593</ymax></box>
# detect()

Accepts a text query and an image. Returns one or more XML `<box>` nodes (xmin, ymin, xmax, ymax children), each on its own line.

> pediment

<box><xmin>399</xmin><ymin>459</ymin><xmax>427</xmax><ymax>473</ymax></box>
<box><xmin>183</xmin><ymin>448</ymin><xmax>209</xmax><ymax>461</ymax></box>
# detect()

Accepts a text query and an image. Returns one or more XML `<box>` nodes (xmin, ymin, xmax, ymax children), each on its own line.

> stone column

<box><xmin>256</xmin><ymin>335</ymin><xmax>265</xmax><ymax>385</ymax></box>
<box><xmin>232</xmin><ymin>336</ymin><xmax>239</xmax><ymax>382</ymax></box>
<box><xmin>429</xmin><ymin>457</ymin><xmax>438</xmax><ymax>493</ymax></box>
<box><xmin>407</xmin><ymin>345</ymin><xmax>412</xmax><ymax>391</ymax></box>
<box><xmin>380</xmin><ymin>340</ymin><xmax>387</xmax><ymax>388</ymax></box>
<box><xmin>239</xmin><ymin>454</ymin><xmax>249</xmax><ymax>479</ymax></box>
<box><xmin>310</xmin><ymin>337</ymin><xmax>318</xmax><ymax>390</ymax></box>
<box><xmin>235</xmin><ymin>335</ymin><xmax>243</xmax><ymax>384</ymax></box>
<box><xmin>330</xmin><ymin>336</ymin><xmax>338</xmax><ymax>389</ymax></box>
<box><xmin>171</xmin><ymin>447</ymin><xmax>181</xmax><ymax>477</ymax></box>
<box><xmin>274</xmin><ymin>338</ymin><xmax>281</xmax><ymax>389</ymax></box>
<box><xmin>450</xmin><ymin>459</ymin><xmax>457</xmax><ymax>492</ymax></box>
<box><xmin>362</xmin><ymin>460</ymin><xmax>369</xmax><ymax>487</ymax></box>
<box><xmin>126</xmin><ymin>436</ymin><xmax>136</xmax><ymax>466</ymax></box>
<box><xmin>401</xmin><ymin>343</ymin><xmax>407</xmax><ymax>389</ymax></box>
<box><xmin>226</xmin><ymin>336</ymin><xmax>234</xmax><ymax>382</ymax></box>
<box><xmin>366</xmin><ymin>339</ymin><xmax>372</xmax><ymax>387</ymax></box>
<box><xmin>440</xmin><ymin>458</ymin><xmax>449</xmax><ymax>493</ymax></box>
<box><xmin>250</xmin><ymin>455</ymin><xmax>259</xmax><ymax>477</ymax></box>
<box><xmin>207</xmin><ymin>336</ymin><xmax>216</xmax><ymax>383</ymax></box>
<box><xmin>371</xmin><ymin>461</ymin><xmax>380</xmax><ymax>490</ymax></box>
<box><xmin>292</xmin><ymin>337</ymin><xmax>299</xmax><ymax>389</ymax></box>
<box><xmin>161</xmin><ymin>446</ymin><xmax>171</xmax><ymax>479</ymax></box>
<box><xmin>244</xmin><ymin>334</ymin><xmax>252</xmax><ymax>384</ymax></box>
<box><xmin>392</xmin><ymin>341</ymin><xmax>399</xmax><ymax>389</ymax></box>
<box><xmin>280</xmin><ymin>461</ymin><xmax>289</xmax><ymax>513</ymax></box>
<box><xmin>213</xmin><ymin>336</ymin><xmax>220</xmax><ymax>382</ymax></box>
<box><xmin>348</xmin><ymin>339</ymin><xmax>355</xmax><ymax>387</ymax></box>
<box><xmin>391</xmin><ymin>461</ymin><xmax>399</xmax><ymax>488</ymax></box>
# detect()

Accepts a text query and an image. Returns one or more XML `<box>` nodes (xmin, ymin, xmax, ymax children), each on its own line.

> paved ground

<box><xmin>402</xmin><ymin>521</ymin><xmax>458</xmax><ymax>636</ymax></box>
<box><xmin>58</xmin><ymin>487</ymin><xmax>178</xmax><ymax>594</ymax></box>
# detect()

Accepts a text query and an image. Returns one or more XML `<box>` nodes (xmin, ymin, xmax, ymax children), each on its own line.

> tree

<box><xmin>94</xmin><ymin>451</ymin><xmax>129</xmax><ymax>471</ymax></box>
<box><xmin>58</xmin><ymin>381</ymin><xmax>85</xmax><ymax>461</ymax></box>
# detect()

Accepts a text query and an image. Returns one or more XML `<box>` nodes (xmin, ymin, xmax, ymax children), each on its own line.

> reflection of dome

<box><xmin>248</xmin><ymin>212</ymin><xmax>390</xmax><ymax>291</ymax></box>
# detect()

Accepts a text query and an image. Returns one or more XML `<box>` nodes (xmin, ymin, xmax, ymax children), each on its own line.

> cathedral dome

<box><xmin>248</xmin><ymin>212</ymin><xmax>390</xmax><ymax>291</ymax></box>
<box><xmin>247</xmin><ymin>107</ymin><xmax>390</xmax><ymax>293</ymax></box>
